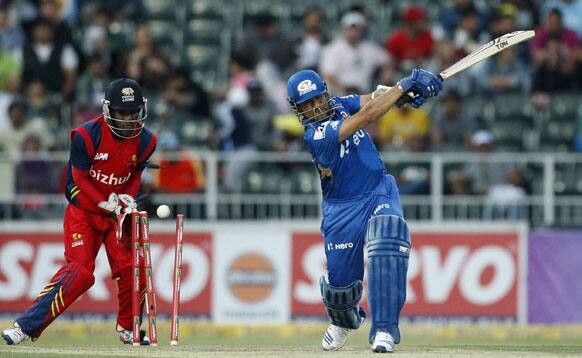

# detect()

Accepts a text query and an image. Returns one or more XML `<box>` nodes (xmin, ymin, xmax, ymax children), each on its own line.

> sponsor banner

<box><xmin>0</xmin><ymin>232</ymin><xmax>212</xmax><ymax>316</ymax></box>
<box><xmin>528</xmin><ymin>230</ymin><xmax>582</xmax><ymax>323</ymax></box>
<box><xmin>213</xmin><ymin>227</ymin><xmax>291</xmax><ymax>323</ymax></box>
<box><xmin>292</xmin><ymin>229</ymin><xmax>523</xmax><ymax>319</ymax></box>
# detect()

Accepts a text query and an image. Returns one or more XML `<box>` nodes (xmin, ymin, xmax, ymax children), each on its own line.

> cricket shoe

<box><xmin>321</xmin><ymin>325</ymin><xmax>351</xmax><ymax>351</ymax></box>
<box><xmin>117</xmin><ymin>324</ymin><xmax>150</xmax><ymax>345</ymax></box>
<box><xmin>371</xmin><ymin>330</ymin><xmax>395</xmax><ymax>353</ymax></box>
<box><xmin>2</xmin><ymin>322</ymin><xmax>31</xmax><ymax>345</ymax></box>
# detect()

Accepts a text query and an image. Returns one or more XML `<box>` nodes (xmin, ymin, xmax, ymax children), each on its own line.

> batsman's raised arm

<box><xmin>338</xmin><ymin>68</ymin><xmax>443</xmax><ymax>141</ymax></box>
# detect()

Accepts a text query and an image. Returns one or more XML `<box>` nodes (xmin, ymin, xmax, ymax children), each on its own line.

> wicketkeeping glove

<box><xmin>118</xmin><ymin>194</ymin><xmax>137</xmax><ymax>210</ymax></box>
<box><xmin>98</xmin><ymin>193</ymin><xmax>121</xmax><ymax>215</ymax></box>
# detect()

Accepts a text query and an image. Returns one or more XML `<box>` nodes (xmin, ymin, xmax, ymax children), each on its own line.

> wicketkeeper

<box><xmin>2</xmin><ymin>78</ymin><xmax>157</xmax><ymax>345</ymax></box>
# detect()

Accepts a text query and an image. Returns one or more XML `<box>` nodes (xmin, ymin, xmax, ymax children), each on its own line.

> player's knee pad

<box><xmin>319</xmin><ymin>276</ymin><xmax>366</xmax><ymax>330</ymax></box>
<box><xmin>366</xmin><ymin>215</ymin><xmax>410</xmax><ymax>344</ymax></box>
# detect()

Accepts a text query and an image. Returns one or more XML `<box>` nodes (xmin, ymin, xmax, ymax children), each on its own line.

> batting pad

<box><xmin>366</xmin><ymin>215</ymin><xmax>411</xmax><ymax>344</ymax></box>
<box><xmin>319</xmin><ymin>277</ymin><xmax>366</xmax><ymax>330</ymax></box>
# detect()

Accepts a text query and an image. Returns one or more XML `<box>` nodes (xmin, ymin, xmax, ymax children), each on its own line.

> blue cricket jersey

<box><xmin>304</xmin><ymin>95</ymin><xmax>387</xmax><ymax>201</ymax></box>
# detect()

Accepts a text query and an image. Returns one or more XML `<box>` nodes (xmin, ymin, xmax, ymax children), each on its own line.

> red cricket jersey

<box><xmin>65</xmin><ymin>115</ymin><xmax>157</xmax><ymax>214</ymax></box>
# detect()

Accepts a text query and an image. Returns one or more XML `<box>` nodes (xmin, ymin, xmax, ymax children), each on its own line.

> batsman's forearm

<box><xmin>338</xmin><ymin>86</ymin><xmax>403</xmax><ymax>141</ymax></box>
<box><xmin>361</xmin><ymin>86</ymin><xmax>404</xmax><ymax>122</ymax></box>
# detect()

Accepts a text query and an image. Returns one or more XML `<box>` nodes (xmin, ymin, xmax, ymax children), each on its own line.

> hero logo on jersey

<box><xmin>121</xmin><ymin>87</ymin><xmax>135</xmax><ymax>102</ymax></box>
<box><xmin>297</xmin><ymin>80</ymin><xmax>317</xmax><ymax>96</ymax></box>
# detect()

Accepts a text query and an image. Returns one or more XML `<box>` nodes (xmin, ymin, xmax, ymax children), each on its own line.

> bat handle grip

<box><xmin>395</xmin><ymin>90</ymin><xmax>418</xmax><ymax>107</ymax></box>
<box><xmin>394</xmin><ymin>74</ymin><xmax>445</xmax><ymax>107</ymax></box>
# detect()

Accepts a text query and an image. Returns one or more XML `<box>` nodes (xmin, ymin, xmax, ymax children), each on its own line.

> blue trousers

<box><xmin>321</xmin><ymin>175</ymin><xmax>403</xmax><ymax>287</ymax></box>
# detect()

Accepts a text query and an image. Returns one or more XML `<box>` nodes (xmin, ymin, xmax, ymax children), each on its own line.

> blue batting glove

<box><xmin>411</xmin><ymin>68</ymin><xmax>443</xmax><ymax>99</ymax></box>
<box><xmin>411</xmin><ymin>96</ymin><xmax>427</xmax><ymax>108</ymax></box>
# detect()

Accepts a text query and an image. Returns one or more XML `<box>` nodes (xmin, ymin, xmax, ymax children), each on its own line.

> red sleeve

<box><xmin>71</xmin><ymin>166</ymin><xmax>108</xmax><ymax>205</ymax></box>
<box><xmin>70</xmin><ymin>131</ymin><xmax>108</xmax><ymax>207</ymax></box>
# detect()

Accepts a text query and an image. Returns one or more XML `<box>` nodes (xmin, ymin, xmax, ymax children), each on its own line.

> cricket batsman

<box><xmin>2</xmin><ymin>78</ymin><xmax>157</xmax><ymax>345</ymax></box>
<box><xmin>287</xmin><ymin>69</ymin><xmax>442</xmax><ymax>352</ymax></box>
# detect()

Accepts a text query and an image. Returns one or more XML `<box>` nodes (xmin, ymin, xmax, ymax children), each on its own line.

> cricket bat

<box><xmin>396</xmin><ymin>30</ymin><xmax>535</xmax><ymax>106</ymax></box>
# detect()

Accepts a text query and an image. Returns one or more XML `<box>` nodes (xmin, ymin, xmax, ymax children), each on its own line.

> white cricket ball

<box><xmin>156</xmin><ymin>204</ymin><xmax>171</xmax><ymax>219</ymax></box>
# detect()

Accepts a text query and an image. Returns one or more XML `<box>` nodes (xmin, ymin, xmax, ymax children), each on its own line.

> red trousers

<box><xmin>16</xmin><ymin>204</ymin><xmax>142</xmax><ymax>337</ymax></box>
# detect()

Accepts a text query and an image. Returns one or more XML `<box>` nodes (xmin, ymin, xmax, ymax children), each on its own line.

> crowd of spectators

<box><xmin>0</xmin><ymin>0</ymin><xmax>581</xmax><ymax>206</ymax></box>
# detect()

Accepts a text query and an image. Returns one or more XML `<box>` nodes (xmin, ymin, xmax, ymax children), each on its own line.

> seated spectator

<box><xmin>445</xmin><ymin>169</ymin><xmax>471</xmax><ymax>196</ymax></box>
<box><xmin>452</xmin><ymin>6</ymin><xmax>489</xmax><ymax>55</ymax></box>
<box><xmin>152</xmin><ymin>132</ymin><xmax>206</xmax><ymax>193</ymax></box>
<box><xmin>541</xmin><ymin>0</ymin><xmax>582</xmax><ymax>38</ymax></box>
<box><xmin>489</xmin><ymin>3</ymin><xmax>519</xmax><ymax>38</ymax></box>
<box><xmin>23</xmin><ymin>0</ymin><xmax>74</xmax><ymax>48</ymax></box>
<box><xmin>219</xmin><ymin>76</ymin><xmax>280</xmax><ymax>189</ymax></box>
<box><xmin>15</xmin><ymin>135</ymin><xmax>59</xmax><ymax>194</ymax></box>
<box><xmin>532</xmin><ymin>9</ymin><xmax>579</xmax><ymax>92</ymax></box>
<box><xmin>385</xmin><ymin>6</ymin><xmax>433</xmax><ymax>70</ymax></box>
<box><xmin>426</xmin><ymin>39</ymin><xmax>474</xmax><ymax>96</ymax></box>
<box><xmin>215</xmin><ymin>52</ymin><xmax>255</xmax><ymax>150</ymax></box>
<box><xmin>532</xmin><ymin>8</ymin><xmax>578</xmax><ymax>70</ymax></box>
<box><xmin>489</xmin><ymin>3</ymin><xmax>529</xmax><ymax>62</ymax></box>
<box><xmin>163</xmin><ymin>67</ymin><xmax>210</xmax><ymax>118</ymax></box>
<box><xmin>75</xmin><ymin>56</ymin><xmax>111</xmax><ymax>114</ymax></box>
<box><xmin>478</xmin><ymin>46</ymin><xmax>530</xmax><ymax>94</ymax></box>
<box><xmin>532</xmin><ymin>39</ymin><xmax>578</xmax><ymax>92</ymax></box>
<box><xmin>395</xmin><ymin>135</ymin><xmax>431</xmax><ymax>195</ymax></box>
<box><xmin>241</xmin><ymin>79</ymin><xmax>279</xmax><ymax>151</ymax></box>
<box><xmin>273</xmin><ymin>113</ymin><xmax>306</xmax><ymax>152</ymax></box>
<box><xmin>321</xmin><ymin>11</ymin><xmax>391</xmax><ymax>95</ymax></box>
<box><xmin>452</xmin><ymin>130</ymin><xmax>530</xmax><ymax>219</ymax></box>
<box><xmin>17</xmin><ymin>19</ymin><xmax>78</xmax><ymax>101</ymax></box>
<box><xmin>432</xmin><ymin>91</ymin><xmax>476</xmax><ymax>150</ymax></box>
<box><xmin>507</xmin><ymin>0</ymin><xmax>538</xmax><ymax>30</ymax></box>
<box><xmin>236</xmin><ymin>13</ymin><xmax>295</xmax><ymax>73</ymax></box>
<box><xmin>24</xmin><ymin>80</ymin><xmax>61</xmax><ymax>124</ymax></box>
<box><xmin>83</xmin><ymin>6</ymin><xmax>126</xmax><ymax>77</ymax></box>
<box><xmin>463</xmin><ymin>130</ymin><xmax>529</xmax><ymax>196</ymax></box>
<box><xmin>377</xmin><ymin>106</ymin><xmax>430</xmax><ymax>149</ymax></box>
<box><xmin>0</xmin><ymin>101</ymin><xmax>54</xmax><ymax>156</ymax></box>
<box><xmin>441</xmin><ymin>0</ymin><xmax>488</xmax><ymax>37</ymax></box>
<box><xmin>0</xmin><ymin>4</ymin><xmax>24</xmax><ymax>54</ymax></box>
<box><xmin>294</xmin><ymin>6</ymin><xmax>327</xmax><ymax>71</ymax></box>
<box><xmin>125</xmin><ymin>24</ymin><xmax>172</xmax><ymax>92</ymax></box>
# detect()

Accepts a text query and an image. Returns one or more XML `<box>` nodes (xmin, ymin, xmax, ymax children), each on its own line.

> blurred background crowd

<box><xmin>0</xmin><ymin>0</ymin><xmax>581</xmax><ymax>224</ymax></box>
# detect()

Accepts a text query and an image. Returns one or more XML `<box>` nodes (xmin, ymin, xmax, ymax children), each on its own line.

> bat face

<box><xmin>440</xmin><ymin>30</ymin><xmax>535</xmax><ymax>80</ymax></box>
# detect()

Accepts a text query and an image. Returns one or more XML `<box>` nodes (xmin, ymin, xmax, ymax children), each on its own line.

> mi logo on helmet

<box><xmin>297</xmin><ymin>79</ymin><xmax>317</xmax><ymax>96</ymax></box>
<box><xmin>121</xmin><ymin>87</ymin><xmax>135</xmax><ymax>102</ymax></box>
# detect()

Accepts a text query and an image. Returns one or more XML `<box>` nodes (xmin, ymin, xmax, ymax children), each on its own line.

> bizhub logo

<box><xmin>327</xmin><ymin>242</ymin><xmax>354</xmax><ymax>251</ymax></box>
<box><xmin>90</xmin><ymin>168</ymin><xmax>131</xmax><ymax>186</ymax></box>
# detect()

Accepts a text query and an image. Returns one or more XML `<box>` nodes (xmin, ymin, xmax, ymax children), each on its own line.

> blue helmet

<box><xmin>287</xmin><ymin>70</ymin><xmax>336</xmax><ymax>126</ymax></box>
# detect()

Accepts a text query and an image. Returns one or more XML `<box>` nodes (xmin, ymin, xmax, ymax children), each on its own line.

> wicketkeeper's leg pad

<box><xmin>320</xmin><ymin>276</ymin><xmax>366</xmax><ymax>330</ymax></box>
<box><xmin>366</xmin><ymin>215</ymin><xmax>411</xmax><ymax>344</ymax></box>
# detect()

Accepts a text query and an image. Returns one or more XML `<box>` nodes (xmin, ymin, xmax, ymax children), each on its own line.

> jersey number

<box><xmin>339</xmin><ymin>130</ymin><xmax>365</xmax><ymax>159</ymax></box>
